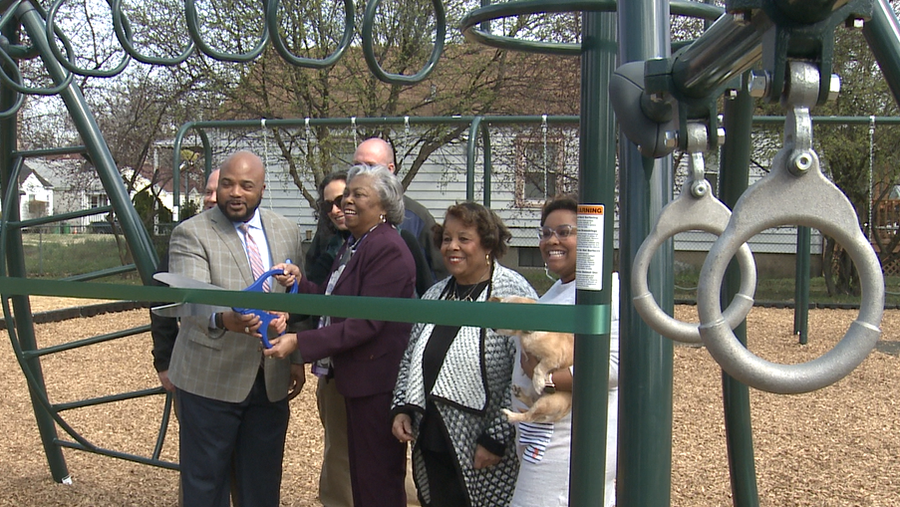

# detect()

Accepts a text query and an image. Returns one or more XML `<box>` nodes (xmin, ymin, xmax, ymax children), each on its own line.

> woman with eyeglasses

<box><xmin>391</xmin><ymin>201</ymin><xmax>537</xmax><ymax>507</ymax></box>
<box><xmin>509</xmin><ymin>194</ymin><xmax>619</xmax><ymax>507</ymax></box>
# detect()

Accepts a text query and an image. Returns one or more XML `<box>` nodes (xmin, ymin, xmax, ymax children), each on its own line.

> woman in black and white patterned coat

<box><xmin>391</xmin><ymin>202</ymin><xmax>538</xmax><ymax>507</ymax></box>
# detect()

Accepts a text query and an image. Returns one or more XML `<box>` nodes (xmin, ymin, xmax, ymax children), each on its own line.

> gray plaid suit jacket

<box><xmin>167</xmin><ymin>206</ymin><xmax>303</xmax><ymax>403</ymax></box>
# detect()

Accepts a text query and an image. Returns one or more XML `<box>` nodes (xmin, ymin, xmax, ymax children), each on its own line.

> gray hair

<box><xmin>347</xmin><ymin>163</ymin><xmax>405</xmax><ymax>225</ymax></box>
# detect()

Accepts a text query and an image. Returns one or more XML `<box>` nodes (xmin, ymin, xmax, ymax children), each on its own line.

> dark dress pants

<box><xmin>177</xmin><ymin>370</ymin><xmax>290</xmax><ymax>507</ymax></box>
<box><xmin>344</xmin><ymin>391</ymin><xmax>407</xmax><ymax>507</ymax></box>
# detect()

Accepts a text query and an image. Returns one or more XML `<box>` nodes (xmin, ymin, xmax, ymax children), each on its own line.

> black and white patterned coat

<box><xmin>392</xmin><ymin>263</ymin><xmax>538</xmax><ymax>506</ymax></box>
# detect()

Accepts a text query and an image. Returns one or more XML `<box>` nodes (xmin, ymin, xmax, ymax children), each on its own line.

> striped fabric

<box><xmin>519</xmin><ymin>421</ymin><xmax>554</xmax><ymax>464</ymax></box>
<box><xmin>240</xmin><ymin>223</ymin><xmax>269</xmax><ymax>291</ymax></box>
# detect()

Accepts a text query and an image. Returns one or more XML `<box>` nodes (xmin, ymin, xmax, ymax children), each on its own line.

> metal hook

<box><xmin>261</xmin><ymin>119</ymin><xmax>271</xmax><ymax>208</ymax></box>
<box><xmin>541</xmin><ymin>114</ymin><xmax>548</xmax><ymax>197</ymax></box>
<box><xmin>403</xmin><ymin>115</ymin><xmax>410</xmax><ymax>166</ymax></box>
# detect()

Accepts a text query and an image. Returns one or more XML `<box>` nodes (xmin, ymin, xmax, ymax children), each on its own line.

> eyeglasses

<box><xmin>323</xmin><ymin>195</ymin><xmax>342</xmax><ymax>212</ymax></box>
<box><xmin>537</xmin><ymin>224</ymin><xmax>577</xmax><ymax>241</ymax></box>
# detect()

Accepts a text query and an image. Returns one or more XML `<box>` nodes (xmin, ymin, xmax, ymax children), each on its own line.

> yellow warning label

<box><xmin>578</xmin><ymin>205</ymin><xmax>604</xmax><ymax>215</ymax></box>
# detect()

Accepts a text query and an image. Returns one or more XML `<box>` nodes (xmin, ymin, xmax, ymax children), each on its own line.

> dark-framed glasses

<box><xmin>324</xmin><ymin>195</ymin><xmax>342</xmax><ymax>212</ymax></box>
<box><xmin>537</xmin><ymin>224</ymin><xmax>577</xmax><ymax>241</ymax></box>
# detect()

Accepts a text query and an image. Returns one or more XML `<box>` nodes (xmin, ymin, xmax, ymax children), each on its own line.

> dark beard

<box><xmin>218</xmin><ymin>199</ymin><xmax>260</xmax><ymax>223</ymax></box>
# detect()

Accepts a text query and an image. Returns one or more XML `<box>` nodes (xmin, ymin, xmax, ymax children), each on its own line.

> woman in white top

<box><xmin>510</xmin><ymin>194</ymin><xmax>619</xmax><ymax>507</ymax></box>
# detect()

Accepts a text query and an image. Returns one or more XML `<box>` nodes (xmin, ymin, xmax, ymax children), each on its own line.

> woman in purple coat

<box><xmin>267</xmin><ymin>163</ymin><xmax>416</xmax><ymax>507</ymax></box>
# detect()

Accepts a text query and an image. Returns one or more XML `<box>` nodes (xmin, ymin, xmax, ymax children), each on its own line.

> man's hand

<box><xmin>287</xmin><ymin>363</ymin><xmax>305</xmax><ymax>400</ymax></box>
<box><xmin>225</xmin><ymin>311</ymin><xmax>263</xmax><ymax>336</ymax></box>
<box><xmin>158</xmin><ymin>370</ymin><xmax>175</xmax><ymax>392</ymax></box>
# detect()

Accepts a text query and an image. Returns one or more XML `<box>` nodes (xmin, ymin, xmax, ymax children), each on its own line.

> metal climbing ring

<box><xmin>0</xmin><ymin>60</ymin><xmax>24</xmax><ymax>116</ymax></box>
<box><xmin>0</xmin><ymin>40</ymin><xmax>73</xmax><ymax>98</ymax></box>
<box><xmin>184</xmin><ymin>0</ymin><xmax>269</xmax><ymax>63</ymax></box>
<box><xmin>111</xmin><ymin>0</ymin><xmax>195</xmax><ymax>66</ymax></box>
<box><xmin>697</xmin><ymin>148</ymin><xmax>884</xmax><ymax>394</ymax></box>
<box><xmin>46</xmin><ymin>0</ymin><xmax>132</xmax><ymax>77</ymax></box>
<box><xmin>458</xmin><ymin>0</ymin><xmax>723</xmax><ymax>56</ymax></box>
<box><xmin>266</xmin><ymin>0</ymin><xmax>353</xmax><ymax>69</ymax></box>
<box><xmin>0</xmin><ymin>3</ymin><xmax>75</xmax><ymax>95</ymax></box>
<box><xmin>0</xmin><ymin>48</ymin><xmax>24</xmax><ymax>118</ymax></box>
<box><xmin>632</xmin><ymin>177</ymin><xmax>756</xmax><ymax>344</ymax></box>
<box><xmin>362</xmin><ymin>0</ymin><xmax>445</xmax><ymax>85</ymax></box>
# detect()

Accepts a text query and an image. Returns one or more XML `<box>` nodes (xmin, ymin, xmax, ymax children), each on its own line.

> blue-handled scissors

<box><xmin>233</xmin><ymin>263</ymin><xmax>299</xmax><ymax>349</ymax></box>
<box><xmin>152</xmin><ymin>261</ymin><xmax>300</xmax><ymax>349</ymax></box>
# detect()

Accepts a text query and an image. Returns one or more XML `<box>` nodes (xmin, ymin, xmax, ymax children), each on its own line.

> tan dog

<box><xmin>491</xmin><ymin>295</ymin><xmax>575</xmax><ymax>424</ymax></box>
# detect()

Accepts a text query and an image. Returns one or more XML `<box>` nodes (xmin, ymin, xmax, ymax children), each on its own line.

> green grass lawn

<box><xmin>672</xmin><ymin>271</ymin><xmax>900</xmax><ymax>307</ymax></box>
<box><xmin>19</xmin><ymin>232</ymin><xmax>142</xmax><ymax>282</ymax></box>
<box><xmin>522</xmin><ymin>267</ymin><xmax>900</xmax><ymax>307</ymax></box>
<box><xmin>14</xmin><ymin>233</ymin><xmax>900</xmax><ymax>306</ymax></box>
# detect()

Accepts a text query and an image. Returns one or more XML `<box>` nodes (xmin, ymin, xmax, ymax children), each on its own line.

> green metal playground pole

<box><xmin>794</xmin><ymin>227</ymin><xmax>811</xmax><ymax>345</ymax></box>
<box><xmin>482</xmin><ymin>125</ymin><xmax>492</xmax><ymax>207</ymax></box>
<box><xmin>616</xmin><ymin>0</ymin><xmax>674</xmax><ymax>505</ymax></box>
<box><xmin>17</xmin><ymin>2</ymin><xmax>158</xmax><ymax>283</ymax></box>
<box><xmin>466</xmin><ymin>117</ymin><xmax>480</xmax><ymax>201</ymax></box>
<box><xmin>569</xmin><ymin>9</ymin><xmax>616</xmax><ymax>507</ymax></box>
<box><xmin>0</xmin><ymin>18</ymin><xmax>71</xmax><ymax>484</ymax></box>
<box><xmin>719</xmin><ymin>75</ymin><xmax>760</xmax><ymax>507</ymax></box>
<box><xmin>864</xmin><ymin>0</ymin><xmax>900</xmax><ymax>109</ymax></box>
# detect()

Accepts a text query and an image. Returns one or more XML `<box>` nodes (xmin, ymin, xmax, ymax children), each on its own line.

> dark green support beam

<box><xmin>794</xmin><ymin>227</ymin><xmax>811</xmax><ymax>345</ymax></box>
<box><xmin>570</xmin><ymin>9</ymin><xmax>616</xmax><ymax>507</ymax></box>
<box><xmin>616</xmin><ymin>1</ymin><xmax>674</xmax><ymax>506</ymax></box>
<box><xmin>719</xmin><ymin>73</ymin><xmax>759</xmax><ymax>507</ymax></box>
<box><xmin>864</xmin><ymin>0</ymin><xmax>900</xmax><ymax>109</ymax></box>
<box><xmin>0</xmin><ymin>15</ymin><xmax>70</xmax><ymax>484</ymax></box>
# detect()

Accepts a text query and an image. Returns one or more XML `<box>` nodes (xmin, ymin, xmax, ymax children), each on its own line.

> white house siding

<box><xmin>18</xmin><ymin>172</ymin><xmax>54</xmax><ymax>221</ymax></box>
<box><xmin>193</xmin><ymin>125</ymin><xmax>827</xmax><ymax>264</ymax></box>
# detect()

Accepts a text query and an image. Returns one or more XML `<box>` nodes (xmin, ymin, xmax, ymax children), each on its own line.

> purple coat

<box><xmin>296</xmin><ymin>222</ymin><xmax>416</xmax><ymax>398</ymax></box>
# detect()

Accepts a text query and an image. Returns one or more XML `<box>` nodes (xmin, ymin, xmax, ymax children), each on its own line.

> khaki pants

<box><xmin>317</xmin><ymin>376</ymin><xmax>354</xmax><ymax>507</ymax></box>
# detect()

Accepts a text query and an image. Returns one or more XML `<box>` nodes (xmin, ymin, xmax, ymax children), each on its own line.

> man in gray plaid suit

<box><xmin>167</xmin><ymin>150</ymin><xmax>304</xmax><ymax>506</ymax></box>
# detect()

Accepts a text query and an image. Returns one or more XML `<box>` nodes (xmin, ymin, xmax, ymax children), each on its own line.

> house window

<box><xmin>90</xmin><ymin>194</ymin><xmax>109</xmax><ymax>209</ymax></box>
<box><xmin>518</xmin><ymin>247</ymin><xmax>544</xmax><ymax>268</ymax></box>
<box><xmin>516</xmin><ymin>137</ymin><xmax>564</xmax><ymax>207</ymax></box>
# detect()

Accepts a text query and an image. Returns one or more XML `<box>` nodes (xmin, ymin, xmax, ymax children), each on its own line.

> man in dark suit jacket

<box><xmin>167</xmin><ymin>151</ymin><xmax>304</xmax><ymax>507</ymax></box>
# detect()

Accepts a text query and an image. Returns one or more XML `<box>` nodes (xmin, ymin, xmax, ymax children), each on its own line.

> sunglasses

<box><xmin>323</xmin><ymin>195</ymin><xmax>342</xmax><ymax>212</ymax></box>
<box><xmin>537</xmin><ymin>224</ymin><xmax>577</xmax><ymax>241</ymax></box>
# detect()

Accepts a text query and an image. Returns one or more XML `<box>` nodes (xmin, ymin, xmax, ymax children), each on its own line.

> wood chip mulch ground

<box><xmin>0</xmin><ymin>299</ymin><xmax>897</xmax><ymax>506</ymax></box>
